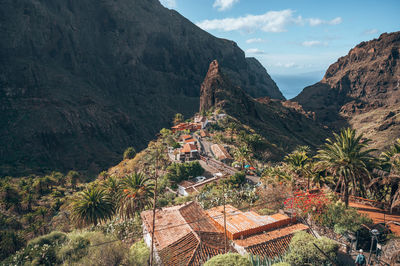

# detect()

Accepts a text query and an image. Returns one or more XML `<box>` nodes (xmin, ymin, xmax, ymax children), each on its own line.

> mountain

<box><xmin>294</xmin><ymin>32</ymin><xmax>400</xmax><ymax>152</ymax></box>
<box><xmin>200</xmin><ymin>60</ymin><xmax>329</xmax><ymax>159</ymax></box>
<box><xmin>0</xmin><ymin>0</ymin><xmax>283</xmax><ymax>176</ymax></box>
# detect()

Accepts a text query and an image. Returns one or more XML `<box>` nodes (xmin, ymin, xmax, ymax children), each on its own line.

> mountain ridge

<box><xmin>0</xmin><ymin>0</ymin><xmax>283</xmax><ymax>176</ymax></box>
<box><xmin>199</xmin><ymin>60</ymin><xmax>329</xmax><ymax>159</ymax></box>
<box><xmin>294</xmin><ymin>31</ymin><xmax>400</xmax><ymax>152</ymax></box>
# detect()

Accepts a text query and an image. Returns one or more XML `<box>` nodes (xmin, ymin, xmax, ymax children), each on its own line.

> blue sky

<box><xmin>160</xmin><ymin>0</ymin><xmax>399</xmax><ymax>98</ymax></box>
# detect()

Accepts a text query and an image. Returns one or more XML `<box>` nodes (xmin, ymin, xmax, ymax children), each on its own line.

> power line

<box><xmin>84</xmin><ymin>192</ymin><xmax>334</xmax><ymax>249</ymax></box>
<box><xmin>77</xmin><ymin>190</ymin><xmax>397</xmax><ymax>249</ymax></box>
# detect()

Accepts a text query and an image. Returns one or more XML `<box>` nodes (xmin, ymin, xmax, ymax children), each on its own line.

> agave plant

<box><xmin>248</xmin><ymin>254</ymin><xmax>286</xmax><ymax>266</ymax></box>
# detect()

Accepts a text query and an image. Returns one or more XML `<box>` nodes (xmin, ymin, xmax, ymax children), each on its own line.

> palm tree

<box><xmin>119</xmin><ymin>173</ymin><xmax>154</xmax><ymax>219</ymax></box>
<box><xmin>71</xmin><ymin>186</ymin><xmax>115</xmax><ymax>226</ymax></box>
<box><xmin>67</xmin><ymin>171</ymin><xmax>80</xmax><ymax>189</ymax></box>
<box><xmin>102</xmin><ymin>176</ymin><xmax>122</xmax><ymax>203</ymax></box>
<box><xmin>173</xmin><ymin>113</ymin><xmax>184</xmax><ymax>125</ymax></box>
<box><xmin>370</xmin><ymin>138</ymin><xmax>400</xmax><ymax>213</ymax></box>
<box><xmin>315</xmin><ymin>128</ymin><xmax>375</xmax><ymax>206</ymax></box>
<box><xmin>234</xmin><ymin>145</ymin><xmax>251</xmax><ymax>169</ymax></box>
<box><xmin>284</xmin><ymin>149</ymin><xmax>314</xmax><ymax>189</ymax></box>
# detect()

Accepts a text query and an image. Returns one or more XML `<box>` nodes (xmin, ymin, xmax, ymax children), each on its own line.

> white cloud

<box><xmin>363</xmin><ymin>29</ymin><xmax>379</xmax><ymax>35</ymax></box>
<box><xmin>276</xmin><ymin>62</ymin><xmax>298</xmax><ymax>68</ymax></box>
<box><xmin>213</xmin><ymin>0</ymin><xmax>239</xmax><ymax>11</ymax></box>
<box><xmin>159</xmin><ymin>0</ymin><xmax>176</xmax><ymax>8</ymax></box>
<box><xmin>197</xmin><ymin>9</ymin><xmax>298</xmax><ymax>33</ymax></box>
<box><xmin>308</xmin><ymin>17</ymin><xmax>342</xmax><ymax>26</ymax></box>
<box><xmin>196</xmin><ymin>10</ymin><xmax>341</xmax><ymax>33</ymax></box>
<box><xmin>302</xmin><ymin>40</ymin><xmax>322</xmax><ymax>47</ymax></box>
<box><xmin>246</xmin><ymin>38</ymin><xmax>266</xmax><ymax>44</ymax></box>
<box><xmin>245</xmin><ymin>48</ymin><xmax>266</xmax><ymax>55</ymax></box>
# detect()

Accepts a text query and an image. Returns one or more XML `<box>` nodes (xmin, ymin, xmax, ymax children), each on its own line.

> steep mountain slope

<box><xmin>0</xmin><ymin>0</ymin><xmax>283</xmax><ymax>175</ymax></box>
<box><xmin>294</xmin><ymin>32</ymin><xmax>400</xmax><ymax>152</ymax></box>
<box><xmin>200</xmin><ymin>60</ymin><xmax>329</xmax><ymax>159</ymax></box>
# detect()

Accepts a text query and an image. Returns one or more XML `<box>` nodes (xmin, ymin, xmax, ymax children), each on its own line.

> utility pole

<box><xmin>223</xmin><ymin>181</ymin><xmax>227</xmax><ymax>253</ymax></box>
<box><xmin>367</xmin><ymin>229</ymin><xmax>379</xmax><ymax>266</ymax></box>
<box><xmin>150</xmin><ymin>148</ymin><xmax>160</xmax><ymax>266</ymax></box>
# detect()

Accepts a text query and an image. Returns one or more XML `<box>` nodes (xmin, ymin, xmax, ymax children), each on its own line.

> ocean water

<box><xmin>272</xmin><ymin>71</ymin><xmax>324</xmax><ymax>100</ymax></box>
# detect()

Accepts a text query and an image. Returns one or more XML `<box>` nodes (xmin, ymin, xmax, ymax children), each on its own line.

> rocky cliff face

<box><xmin>200</xmin><ymin>60</ymin><xmax>328</xmax><ymax>159</ymax></box>
<box><xmin>294</xmin><ymin>32</ymin><xmax>400</xmax><ymax>151</ymax></box>
<box><xmin>0</xmin><ymin>0</ymin><xmax>283</xmax><ymax>175</ymax></box>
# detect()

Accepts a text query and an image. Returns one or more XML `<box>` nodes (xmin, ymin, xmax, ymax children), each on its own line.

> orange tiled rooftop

<box><xmin>207</xmin><ymin>205</ymin><xmax>294</xmax><ymax>240</ymax></box>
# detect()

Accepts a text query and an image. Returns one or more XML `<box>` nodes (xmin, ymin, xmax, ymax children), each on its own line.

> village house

<box><xmin>194</xmin><ymin>115</ymin><xmax>209</xmax><ymax>129</ymax></box>
<box><xmin>206</xmin><ymin>205</ymin><xmax>309</xmax><ymax>258</ymax></box>
<box><xmin>179</xmin><ymin>143</ymin><xmax>199</xmax><ymax>162</ymax></box>
<box><xmin>171</xmin><ymin>122</ymin><xmax>201</xmax><ymax>133</ymax></box>
<box><xmin>177</xmin><ymin>175</ymin><xmax>222</xmax><ymax>196</ymax></box>
<box><xmin>211</xmin><ymin>144</ymin><xmax>233</xmax><ymax>165</ymax></box>
<box><xmin>181</xmin><ymin>134</ymin><xmax>197</xmax><ymax>145</ymax></box>
<box><xmin>141</xmin><ymin>202</ymin><xmax>226</xmax><ymax>266</ymax></box>
<box><xmin>141</xmin><ymin>202</ymin><xmax>309</xmax><ymax>265</ymax></box>
<box><xmin>199</xmin><ymin>129</ymin><xmax>210</xmax><ymax>138</ymax></box>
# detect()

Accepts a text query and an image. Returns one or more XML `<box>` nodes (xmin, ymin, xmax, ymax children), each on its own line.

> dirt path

<box><xmin>349</xmin><ymin>202</ymin><xmax>400</xmax><ymax>236</ymax></box>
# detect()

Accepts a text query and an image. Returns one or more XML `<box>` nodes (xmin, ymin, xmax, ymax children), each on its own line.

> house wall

<box><xmin>232</xmin><ymin>242</ymin><xmax>248</xmax><ymax>255</ymax></box>
<box><xmin>142</xmin><ymin>224</ymin><xmax>162</xmax><ymax>265</ymax></box>
<box><xmin>178</xmin><ymin>185</ymin><xmax>188</xmax><ymax>196</ymax></box>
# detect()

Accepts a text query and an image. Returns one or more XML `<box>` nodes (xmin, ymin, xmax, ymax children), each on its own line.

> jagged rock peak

<box><xmin>206</xmin><ymin>60</ymin><xmax>221</xmax><ymax>78</ymax></box>
<box><xmin>199</xmin><ymin>60</ymin><xmax>224</xmax><ymax>113</ymax></box>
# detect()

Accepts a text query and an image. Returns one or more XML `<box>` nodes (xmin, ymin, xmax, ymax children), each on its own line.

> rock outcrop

<box><xmin>200</xmin><ymin>60</ymin><xmax>328</xmax><ymax>159</ymax></box>
<box><xmin>0</xmin><ymin>0</ymin><xmax>283</xmax><ymax>175</ymax></box>
<box><xmin>294</xmin><ymin>32</ymin><xmax>400</xmax><ymax>151</ymax></box>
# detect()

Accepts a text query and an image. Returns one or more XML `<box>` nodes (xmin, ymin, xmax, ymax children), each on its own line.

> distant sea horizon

<box><xmin>271</xmin><ymin>71</ymin><xmax>325</xmax><ymax>100</ymax></box>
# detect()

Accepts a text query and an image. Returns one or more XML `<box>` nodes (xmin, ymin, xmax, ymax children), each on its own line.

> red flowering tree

<box><xmin>284</xmin><ymin>190</ymin><xmax>330</xmax><ymax>221</ymax></box>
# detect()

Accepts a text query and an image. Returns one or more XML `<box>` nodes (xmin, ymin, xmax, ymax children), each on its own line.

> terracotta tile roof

<box><xmin>189</xmin><ymin>242</ymin><xmax>225</xmax><ymax>265</ymax></box>
<box><xmin>141</xmin><ymin>202</ymin><xmax>226</xmax><ymax>266</ymax></box>
<box><xmin>141</xmin><ymin>205</ymin><xmax>192</xmax><ymax>250</ymax></box>
<box><xmin>185</xmin><ymin>138</ymin><xmax>196</xmax><ymax>143</ymax></box>
<box><xmin>181</xmin><ymin>135</ymin><xmax>192</xmax><ymax>141</ymax></box>
<box><xmin>234</xmin><ymin>223</ymin><xmax>309</xmax><ymax>247</ymax></box>
<box><xmin>180</xmin><ymin>202</ymin><xmax>221</xmax><ymax>233</ymax></box>
<box><xmin>234</xmin><ymin>223</ymin><xmax>309</xmax><ymax>258</ymax></box>
<box><xmin>181</xmin><ymin>143</ymin><xmax>198</xmax><ymax>153</ymax></box>
<box><xmin>200</xmin><ymin>130</ymin><xmax>210</xmax><ymax>137</ymax></box>
<box><xmin>206</xmin><ymin>205</ymin><xmax>293</xmax><ymax>240</ymax></box>
<box><xmin>211</xmin><ymin>144</ymin><xmax>233</xmax><ymax>160</ymax></box>
<box><xmin>158</xmin><ymin>232</ymin><xmax>199</xmax><ymax>266</ymax></box>
<box><xmin>244</xmin><ymin>234</ymin><xmax>293</xmax><ymax>258</ymax></box>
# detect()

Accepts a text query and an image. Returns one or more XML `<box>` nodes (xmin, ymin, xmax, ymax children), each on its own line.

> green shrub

<box><xmin>174</xmin><ymin>195</ymin><xmax>193</xmax><ymax>205</ymax></box>
<box><xmin>165</xmin><ymin>161</ymin><xmax>204</xmax><ymax>187</ymax></box>
<box><xmin>94</xmin><ymin>216</ymin><xmax>143</xmax><ymax>241</ymax></box>
<box><xmin>248</xmin><ymin>254</ymin><xmax>286</xmax><ymax>266</ymax></box>
<box><xmin>272</xmin><ymin>263</ymin><xmax>290</xmax><ymax>266</ymax></box>
<box><xmin>0</xmin><ymin>231</ymin><xmax>25</xmax><ymax>261</ymax></box>
<box><xmin>27</xmin><ymin>231</ymin><xmax>67</xmax><ymax>247</ymax></box>
<box><xmin>129</xmin><ymin>240</ymin><xmax>150</xmax><ymax>265</ymax></box>
<box><xmin>319</xmin><ymin>201</ymin><xmax>372</xmax><ymax>234</ymax></box>
<box><xmin>123</xmin><ymin>147</ymin><xmax>137</xmax><ymax>160</ymax></box>
<box><xmin>73</xmin><ymin>231</ymin><xmax>127</xmax><ymax>265</ymax></box>
<box><xmin>227</xmin><ymin>171</ymin><xmax>246</xmax><ymax>187</ymax></box>
<box><xmin>284</xmin><ymin>231</ymin><xmax>338</xmax><ymax>266</ymax></box>
<box><xmin>57</xmin><ymin>235</ymin><xmax>90</xmax><ymax>263</ymax></box>
<box><xmin>4</xmin><ymin>231</ymin><xmax>68</xmax><ymax>265</ymax></box>
<box><xmin>204</xmin><ymin>253</ymin><xmax>252</xmax><ymax>266</ymax></box>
